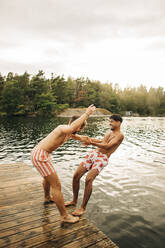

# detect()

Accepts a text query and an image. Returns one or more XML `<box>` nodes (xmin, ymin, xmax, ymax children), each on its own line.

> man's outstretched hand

<box><xmin>81</xmin><ymin>136</ymin><xmax>91</xmax><ymax>147</ymax></box>
<box><xmin>85</xmin><ymin>104</ymin><xmax>96</xmax><ymax>116</ymax></box>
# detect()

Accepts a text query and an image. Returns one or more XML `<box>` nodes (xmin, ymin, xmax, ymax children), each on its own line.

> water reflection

<box><xmin>0</xmin><ymin>116</ymin><xmax>165</xmax><ymax>248</ymax></box>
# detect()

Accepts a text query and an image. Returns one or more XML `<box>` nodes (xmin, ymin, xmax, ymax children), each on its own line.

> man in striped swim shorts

<box><xmin>31</xmin><ymin>104</ymin><xmax>96</xmax><ymax>224</ymax></box>
<box><xmin>65</xmin><ymin>114</ymin><xmax>124</xmax><ymax>216</ymax></box>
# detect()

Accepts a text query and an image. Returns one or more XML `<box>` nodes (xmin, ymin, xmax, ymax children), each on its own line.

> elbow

<box><xmin>104</xmin><ymin>143</ymin><xmax>114</xmax><ymax>149</ymax></box>
<box><xmin>101</xmin><ymin>143</ymin><xmax>109</xmax><ymax>149</ymax></box>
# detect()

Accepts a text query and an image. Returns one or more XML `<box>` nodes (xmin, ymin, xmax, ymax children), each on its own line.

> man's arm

<box><xmin>60</xmin><ymin>105</ymin><xmax>96</xmax><ymax>134</ymax></box>
<box><xmin>87</xmin><ymin>134</ymin><xmax>124</xmax><ymax>149</ymax></box>
<box><xmin>72</xmin><ymin>134</ymin><xmax>101</xmax><ymax>143</ymax></box>
<box><xmin>71</xmin><ymin>134</ymin><xmax>89</xmax><ymax>142</ymax></box>
<box><xmin>71</xmin><ymin>134</ymin><xmax>102</xmax><ymax>145</ymax></box>
<box><xmin>90</xmin><ymin>137</ymin><xmax>102</xmax><ymax>143</ymax></box>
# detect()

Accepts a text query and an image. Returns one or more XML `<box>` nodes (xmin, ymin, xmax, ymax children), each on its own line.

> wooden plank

<box><xmin>0</xmin><ymin>217</ymin><xmax>60</xmax><ymax>247</ymax></box>
<box><xmin>0</xmin><ymin>193</ymin><xmax>42</xmax><ymax>208</ymax></box>
<box><xmin>61</xmin><ymin>230</ymin><xmax>110</xmax><ymax>248</ymax></box>
<box><xmin>0</xmin><ymin>164</ymin><xmax>118</xmax><ymax>248</ymax></box>
<box><xmin>0</xmin><ymin>177</ymin><xmax>41</xmax><ymax>188</ymax></box>
<box><xmin>0</xmin><ymin>207</ymin><xmax>79</xmax><ymax>239</ymax></box>
<box><xmin>10</xmin><ymin>223</ymin><xmax>95</xmax><ymax>248</ymax></box>
<box><xmin>0</xmin><ymin>187</ymin><xmax>42</xmax><ymax>200</ymax></box>
<box><xmin>88</xmin><ymin>237</ymin><xmax>119</xmax><ymax>248</ymax></box>
<box><xmin>0</xmin><ymin>206</ymin><xmax>60</xmax><ymax>231</ymax></box>
<box><xmin>35</xmin><ymin>226</ymin><xmax>98</xmax><ymax>248</ymax></box>
<box><xmin>0</xmin><ymin>203</ymin><xmax>57</xmax><ymax>226</ymax></box>
<box><xmin>0</xmin><ymin>209</ymin><xmax>61</xmax><ymax>240</ymax></box>
<box><xmin>0</xmin><ymin>219</ymin><xmax>90</xmax><ymax>248</ymax></box>
<box><xmin>0</xmin><ymin>197</ymin><xmax>44</xmax><ymax>212</ymax></box>
<box><xmin>0</xmin><ymin>189</ymin><xmax>43</xmax><ymax>203</ymax></box>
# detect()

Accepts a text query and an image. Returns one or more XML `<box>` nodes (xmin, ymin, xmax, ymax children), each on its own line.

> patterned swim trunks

<box><xmin>31</xmin><ymin>147</ymin><xmax>56</xmax><ymax>177</ymax></box>
<box><xmin>80</xmin><ymin>150</ymin><xmax>109</xmax><ymax>173</ymax></box>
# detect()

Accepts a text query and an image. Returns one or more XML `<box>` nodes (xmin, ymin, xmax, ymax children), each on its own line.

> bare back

<box><xmin>37</xmin><ymin>125</ymin><xmax>71</xmax><ymax>153</ymax></box>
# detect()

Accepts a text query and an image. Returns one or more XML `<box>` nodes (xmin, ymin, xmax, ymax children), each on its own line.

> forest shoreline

<box><xmin>0</xmin><ymin>108</ymin><xmax>164</xmax><ymax>118</ymax></box>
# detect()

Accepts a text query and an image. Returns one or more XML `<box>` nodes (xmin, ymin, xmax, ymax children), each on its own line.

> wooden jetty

<box><xmin>0</xmin><ymin>163</ymin><xmax>118</xmax><ymax>248</ymax></box>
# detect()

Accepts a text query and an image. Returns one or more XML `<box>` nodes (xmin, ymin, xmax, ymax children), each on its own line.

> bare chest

<box><xmin>105</xmin><ymin>132</ymin><xmax>116</xmax><ymax>143</ymax></box>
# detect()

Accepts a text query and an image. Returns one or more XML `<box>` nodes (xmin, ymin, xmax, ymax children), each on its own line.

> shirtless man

<box><xmin>31</xmin><ymin>104</ymin><xmax>96</xmax><ymax>224</ymax></box>
<box><xmin>65</xmin><ymin>114</ymin><xmax>124</xmax><ymax>216</ymax></box>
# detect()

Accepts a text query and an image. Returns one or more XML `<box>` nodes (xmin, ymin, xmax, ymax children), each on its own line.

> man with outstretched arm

<box><xmin>31</xmin><ymin>104</ymin><xmax>96</xmax><ymax>224</ymax></box>
<box><xmin>65</xmin><ymin>114</ymin><xmax>124</xmax><ymax>216</ymax></box>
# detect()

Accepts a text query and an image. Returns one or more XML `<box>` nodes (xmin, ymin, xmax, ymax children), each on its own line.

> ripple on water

<box><xmin>0</xmin><ymin>116</ymin><xmax>165</xmax><ymax>248</ymax></box>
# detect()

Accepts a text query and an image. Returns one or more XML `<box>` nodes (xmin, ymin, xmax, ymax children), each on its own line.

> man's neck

<box><xmin>112</xmin><ymin>127</ymin><xmax>120</xmax><ymax>133</ymax></box>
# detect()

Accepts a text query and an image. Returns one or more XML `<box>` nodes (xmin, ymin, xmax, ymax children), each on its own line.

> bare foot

<box><xmin>61</xmin><ymin>214</ymin><xmax>79</xmax><ymax>225</ymax></box>
<box><xmin>72</xmin><ymin>207</ymin><xmax>85</xmax><ymax>216</ymax></box>
<box><xmin>65</xmin><ymin>200</ymin><xmax>77</xmax><ymax>207</ymax></box>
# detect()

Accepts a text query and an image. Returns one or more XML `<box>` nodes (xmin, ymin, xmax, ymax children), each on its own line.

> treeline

<box><xmin>0</xmin><ymin>70</ymin><xmax>165</xmax><ymax>116</ymax></box>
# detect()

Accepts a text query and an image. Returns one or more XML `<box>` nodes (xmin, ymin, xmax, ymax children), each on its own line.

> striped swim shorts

<box><xmin>31</xmin><ymin>147</ymin><xmax>56</xmax><ymax>177</ymax></box>
<box><xmin>80</xmin><ymin>150</ymin><xmax>109</xmax><ymax>174</ymax></box>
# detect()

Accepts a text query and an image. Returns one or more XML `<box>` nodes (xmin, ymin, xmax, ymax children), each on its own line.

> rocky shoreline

<box><xmin>57</xmin><ymin>108</ymin><xmax>111</xmax><ymax>117</ymax></box>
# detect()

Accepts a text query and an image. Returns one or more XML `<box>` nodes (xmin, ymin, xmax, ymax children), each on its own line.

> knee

<box><xmin>73</xmin><ymin>172</ymin><xmax>81</xmax><ymax>182</ymax></box>
<box><xmin>85</xmin><ymin>176</ymin><xmax>93</xmax><ymax>185</ymax></box>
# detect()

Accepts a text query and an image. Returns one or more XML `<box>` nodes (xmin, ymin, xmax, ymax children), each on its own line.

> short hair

<box><xmin>69</xmin><ymin>115</ymin><xmax>86</xmax><ymax>129</ymax></box>
<box><xmin>110</xmin><ymin>114</ymin><xmax>123</xmax><ymax>123</ymax></box>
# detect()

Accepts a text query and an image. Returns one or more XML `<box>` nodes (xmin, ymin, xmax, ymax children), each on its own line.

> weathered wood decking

<box><xmin>0</xmin><ymin>163</ymin><xmax>118</xmax><ymax>248</ymax></box>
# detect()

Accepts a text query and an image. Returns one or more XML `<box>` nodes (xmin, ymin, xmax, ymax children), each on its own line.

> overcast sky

<box><xmin>0</xmin><ymin>0</ymin><xmax>165</xmax><ymax>89</ymax></box>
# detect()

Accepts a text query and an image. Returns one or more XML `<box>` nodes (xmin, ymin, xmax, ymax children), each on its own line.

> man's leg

<box><xmin>45</xmin><ymin>171</ymin><xmax>79</xmax><ymax>224</ymax></box>
<box><xmin>72</xmin><ymin>168</ymin><xmax>98</xmax><ymax>216</ymax></box>
<box><xmin>65</xmin><ymin>164</ymin><xmax>87</xmax><ymax>207</ymax></box>
<box><xmin>42</xmin><ymin>178</ymin><xmax>53</xmax><ymax>203</ymax></box>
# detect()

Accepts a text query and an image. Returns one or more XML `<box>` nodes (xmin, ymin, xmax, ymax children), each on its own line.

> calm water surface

<box><xmin>0</xmin><ymin>116</ymin><xmax>165</xmax><ymax>248</ymax></box>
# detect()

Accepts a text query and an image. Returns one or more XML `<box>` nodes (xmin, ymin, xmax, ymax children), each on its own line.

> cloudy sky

<box><xmin>0</xmin><ymin>0</ymin><xmax>165</xmax><ymax>89</ymax></box>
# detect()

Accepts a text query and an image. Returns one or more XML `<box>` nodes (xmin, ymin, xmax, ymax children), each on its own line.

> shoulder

<box><xmin>112</xmin><ymin>132</ymin><xmax>124</xmax><ymax>142</ymax></box>
<box><xmin>51</xmin><ymin>125</ymin><xmax>65</xmax><ymax>135</ymax></box>
<box><xmin>58</xmin><ymin>124</ymin><xmax>68</xmax><ymax>129</ymax></box>
<box><xmin>58</xmin><ymin>124</ymin><xmax>68</xmax><ymax>132</ymax></box>
<box><xmin>118</xmin><ymin>132</ymin><xmax>124</xmax><ymax>141</ymax></box>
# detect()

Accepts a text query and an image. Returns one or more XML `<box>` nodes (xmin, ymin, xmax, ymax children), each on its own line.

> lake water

<box><xmin>0</xmin><ymin>116</ymin><xmax>165</xmax><ymax>248</ymax></box>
